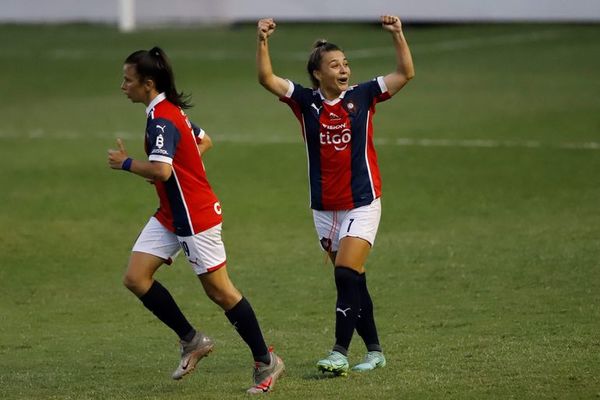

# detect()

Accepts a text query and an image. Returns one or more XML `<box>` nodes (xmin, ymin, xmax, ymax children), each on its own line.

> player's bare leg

<box><xmin>122</xmin><ymin>251</ymin><xmax>164</xmax><ymax>296</ymax></box>
<box><xmin>198</xmin><ymin>265</ymin><xmax>242</xmax><ymax>310</ymax></box>
<box><xmin>334</xmin><ymin>236</ymin><xmax>371</xmax><ymax>272</ymax></box>
<box><xmin>122</xmin><ymin>252</ymin><xmax>213</xmax><ymax>380</ymax></box>
<box><xmin>199</xmin><ymin>266</ymin><xmax>284</xmax><ymax>393</ymax></box>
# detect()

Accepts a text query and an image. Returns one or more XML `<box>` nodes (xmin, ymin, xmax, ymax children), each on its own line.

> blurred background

<box><xmin>1</xmin><ymin>1</ymin><xmax>599</xmax><ymax>399</ymax></box>
<box><xmin>2</xmin><ymin>0</ymin><xmax>600</xmax><ymax>28</ymax></box>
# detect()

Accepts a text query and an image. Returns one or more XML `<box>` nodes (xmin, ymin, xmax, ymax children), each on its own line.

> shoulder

<box><xmin>286</xmin><ymin>81</ymin><xmax>316</xmax><ymax>97</ymax></box>
<box><xmin>147</xmin><ymin>117</ymin><xmax>179</xmax><ymax>138</ymax></box>
<box><xmin>153</xmin><ymin>100</ymin><xmax>182</xmax><ymax>119</ymax></box>
<box><xmin>346</xmin><ymin>78</ymin><xmax>389</xmax><ymax>102</ymax></box>
<box><xmin>352</xmin><ymin>78</ymin><xmax>384</xmax><ymax>91</ymax></box>
<box><xmin>286</xmin><ymin>81</ymin><xmax>321</xmax><ymax>104</ymax></box>
<box><xmin>151</xmin><ymin>102</ymin><xmax>187</xmax><ymax>127</ymax></box>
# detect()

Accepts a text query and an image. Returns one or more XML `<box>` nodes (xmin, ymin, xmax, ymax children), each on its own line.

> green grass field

<box><xmin>0</xmin><ymin>22</ymin><xmax>599</xmax><ymax>399</ymax></box>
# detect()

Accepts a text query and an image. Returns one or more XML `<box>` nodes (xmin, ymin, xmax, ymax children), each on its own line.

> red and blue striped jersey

<box><xmin>144</xmin><ymin>93</ymin><xmax>222</xmax><ymax>236</ymax></box>
<box><xmin>280</xmin><ymin>77</ymin><xmax>390</xmax><ymax>210</ymax></box>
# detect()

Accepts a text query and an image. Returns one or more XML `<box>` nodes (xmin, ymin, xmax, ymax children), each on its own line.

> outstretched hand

<box><xmin>257</xmin><ymin>18</ymin><xmax>276</xmax><ymax>41</ymax></box>
<box><xmin>108</xmin><ymin>138</ymin><xmax>129</xmax><ymax>169</ymax></box>
<box><xmin>381</xmin><ymin>15</ymin><xmax>402</xmax><ymax>33</ymax></box>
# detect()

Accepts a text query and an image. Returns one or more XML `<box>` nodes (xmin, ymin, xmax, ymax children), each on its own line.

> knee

<box><xmin>334</xmin><ymin>266</ymin><xmax>361</xmax><ymax>300</ymax></box>
<box><xmin>334</xmin><ymin>266</ymin><xmax>360</xmax><ymax>284</ymax></box>
<box><xmin>122</xmin><ymin>273</ymin><xmax>135</xmax><ymax>290</ymax></box>
<box><xmin>123</xmin><ymin>272</ymin><xmax>148</xmax><ymax>295</ymax></box>
<box><xmin>205</xmin><ymin>286</ymin><xmax>241</xmax><ymax>310</ymax></box>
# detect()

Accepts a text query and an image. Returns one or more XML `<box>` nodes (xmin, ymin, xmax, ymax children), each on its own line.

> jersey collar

<box><xmin>145</xmin><ymin>92</ymin><xmax>167</xmax><ymax>117</ymax></box>
<box><xmin>317</xmin><ymin>88</ymin><xmax>347</xmax><ymax>105</ymax></box>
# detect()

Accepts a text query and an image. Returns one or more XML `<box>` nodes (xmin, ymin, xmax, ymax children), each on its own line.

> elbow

<box><xmin>258</xmin><ymin>72</ymin><xmax>274</xmax><ymax>89</ymax></box>
<box><xmin>397</xmin><ymin>72</ymin><xmax>414</xmax><ymax>88</ymax></box>
<box><xmin>202</xmin><ymin>134</ymin><xmax>213</xmax><ymax>150</ymax></box>
<box><xmin>152</xmin><ymin>164</ymin><xmax>172</xmax><ymax>182</ymax></box>
<box><xmin>258</xmin><ymin>75</ymin><xmax>269</xmax><ymax>88</ymax></box>
<box><xmin>155</xmin><ymin>171</ymin><xmax>171</xmax><ymax>182</ymax></box>
<box><xmin>402</xmin><ymin>67</ymin><xmax>415</xmax><ymax>82</ymax></box>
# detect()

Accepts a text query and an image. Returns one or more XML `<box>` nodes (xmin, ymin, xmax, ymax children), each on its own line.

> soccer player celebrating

<box><xmin>108</xmin><ymin>47</ymin><xmax>284</xmax><ymax>394</ymax></box>
<box><xmin>256</xmin><ymin>16</ymin><xmax>414</xmax><ymax>375</ymax></box>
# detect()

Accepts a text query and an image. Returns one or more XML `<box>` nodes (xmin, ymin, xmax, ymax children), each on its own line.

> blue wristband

<box><xmin>122</xmin><ymin>158</ymin><xmax>133</xmax><ymax>171</ymax></box>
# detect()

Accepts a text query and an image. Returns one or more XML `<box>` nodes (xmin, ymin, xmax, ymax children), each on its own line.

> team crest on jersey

<box><xmin>344</xmin><ymin>100</ymin><xmax>357</xmax><ymax>114</ymax></box>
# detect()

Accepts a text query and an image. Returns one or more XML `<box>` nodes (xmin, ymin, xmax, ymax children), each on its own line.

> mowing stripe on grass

<box><xmin>1</xmin><ymin>129</ymin><xmax>598</xmax><ymax>150</ymax></box>
<box><xmin>347</xmin><ymin>29</ymin><xmax>563</xmax><ymax>58</ymax></box>
<box><xmin>38</xmin><ymin>29</ymin><xmax>565</xmax><ymax>61</ymax></box>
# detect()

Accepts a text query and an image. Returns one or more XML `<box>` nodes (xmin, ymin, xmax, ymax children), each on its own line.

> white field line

<box><xmin>1</xmin><ymin>129</ymin><xmax>598</xmax><ymax>150</ymax></box>
<box><xmin>218</xmin><ymin>135</ymin><xmax>600</xmax><ymax>150</ymax></box>
<box><xmin>42</xmin><ymin>29</ymin><xmax>565</xmax><ymax>61</ymax></box>
<box><xmin>346</xmin><ymin>29</ymin><xmax>562</xmax><ymax>58</ymax></box>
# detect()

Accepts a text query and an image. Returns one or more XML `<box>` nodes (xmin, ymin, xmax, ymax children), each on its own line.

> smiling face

<box><xmin>313</xmin><ymin>50</ymin><xmax>351</xmax><ymax>99</ymax></box>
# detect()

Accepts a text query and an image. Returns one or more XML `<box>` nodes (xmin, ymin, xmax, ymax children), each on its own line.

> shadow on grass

<box><xmin>302</xmin><ymin>372</ymin><xmax>348</xmax><ymax>380</ymax></box>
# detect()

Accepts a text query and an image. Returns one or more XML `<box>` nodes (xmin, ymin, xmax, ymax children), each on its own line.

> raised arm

<box><xmin>381</xmin><ymin>15</ymin><xmax>415</xmax><ymax>97</ymax></box>
<box><xmin>257</xmin><ymin>18</ymin><xmax>289</xmax><ymax>97</ymax></box>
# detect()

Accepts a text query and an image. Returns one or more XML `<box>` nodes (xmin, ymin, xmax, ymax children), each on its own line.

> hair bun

<box><xmin>313</xmin><ymin>39</ymin><xmax>328</xmax><ymax>49</ymax></box>
<box><xmin>149</xmin><ymin>46</ymin><xmax>162</xmax><ymax>57</ymax></box>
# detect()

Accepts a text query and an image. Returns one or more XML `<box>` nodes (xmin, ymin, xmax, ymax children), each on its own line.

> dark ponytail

<box><xmin>124</xmin><ymin>46</ymin><xmax>192</xmax><ymax>109</ymax></box>
<box><xmin>306</xmin><ymin>39</ymin><xmax>342</xmax><ymax>89</ymax></box>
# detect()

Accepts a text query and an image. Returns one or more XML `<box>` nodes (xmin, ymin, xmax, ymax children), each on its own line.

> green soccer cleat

<box><xmin>316</xmin><ymin>351</ymin><xmax>349</xmax><ymax>376</ymax></box>
<box><xmin>351</xmin><ymin>351</ymin><xmax>386</xmax><ymax>372</ymax></box>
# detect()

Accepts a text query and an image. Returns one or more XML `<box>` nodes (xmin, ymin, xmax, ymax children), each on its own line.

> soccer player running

<box><xmin>256</xmin><ymin>16</ymin><xmax>414</xmax><ymax>375</ymax></box>
<box><xmin>108</xmin><ymin>47</ymin><xmax>284</xmax><ymax>394</ymax></box>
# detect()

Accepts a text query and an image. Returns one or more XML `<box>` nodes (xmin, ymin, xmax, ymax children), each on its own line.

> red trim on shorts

<box><xmin>207</xmin><ymin>260</ymin><xmax>227</xmax><ymax>272</ymax></box>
